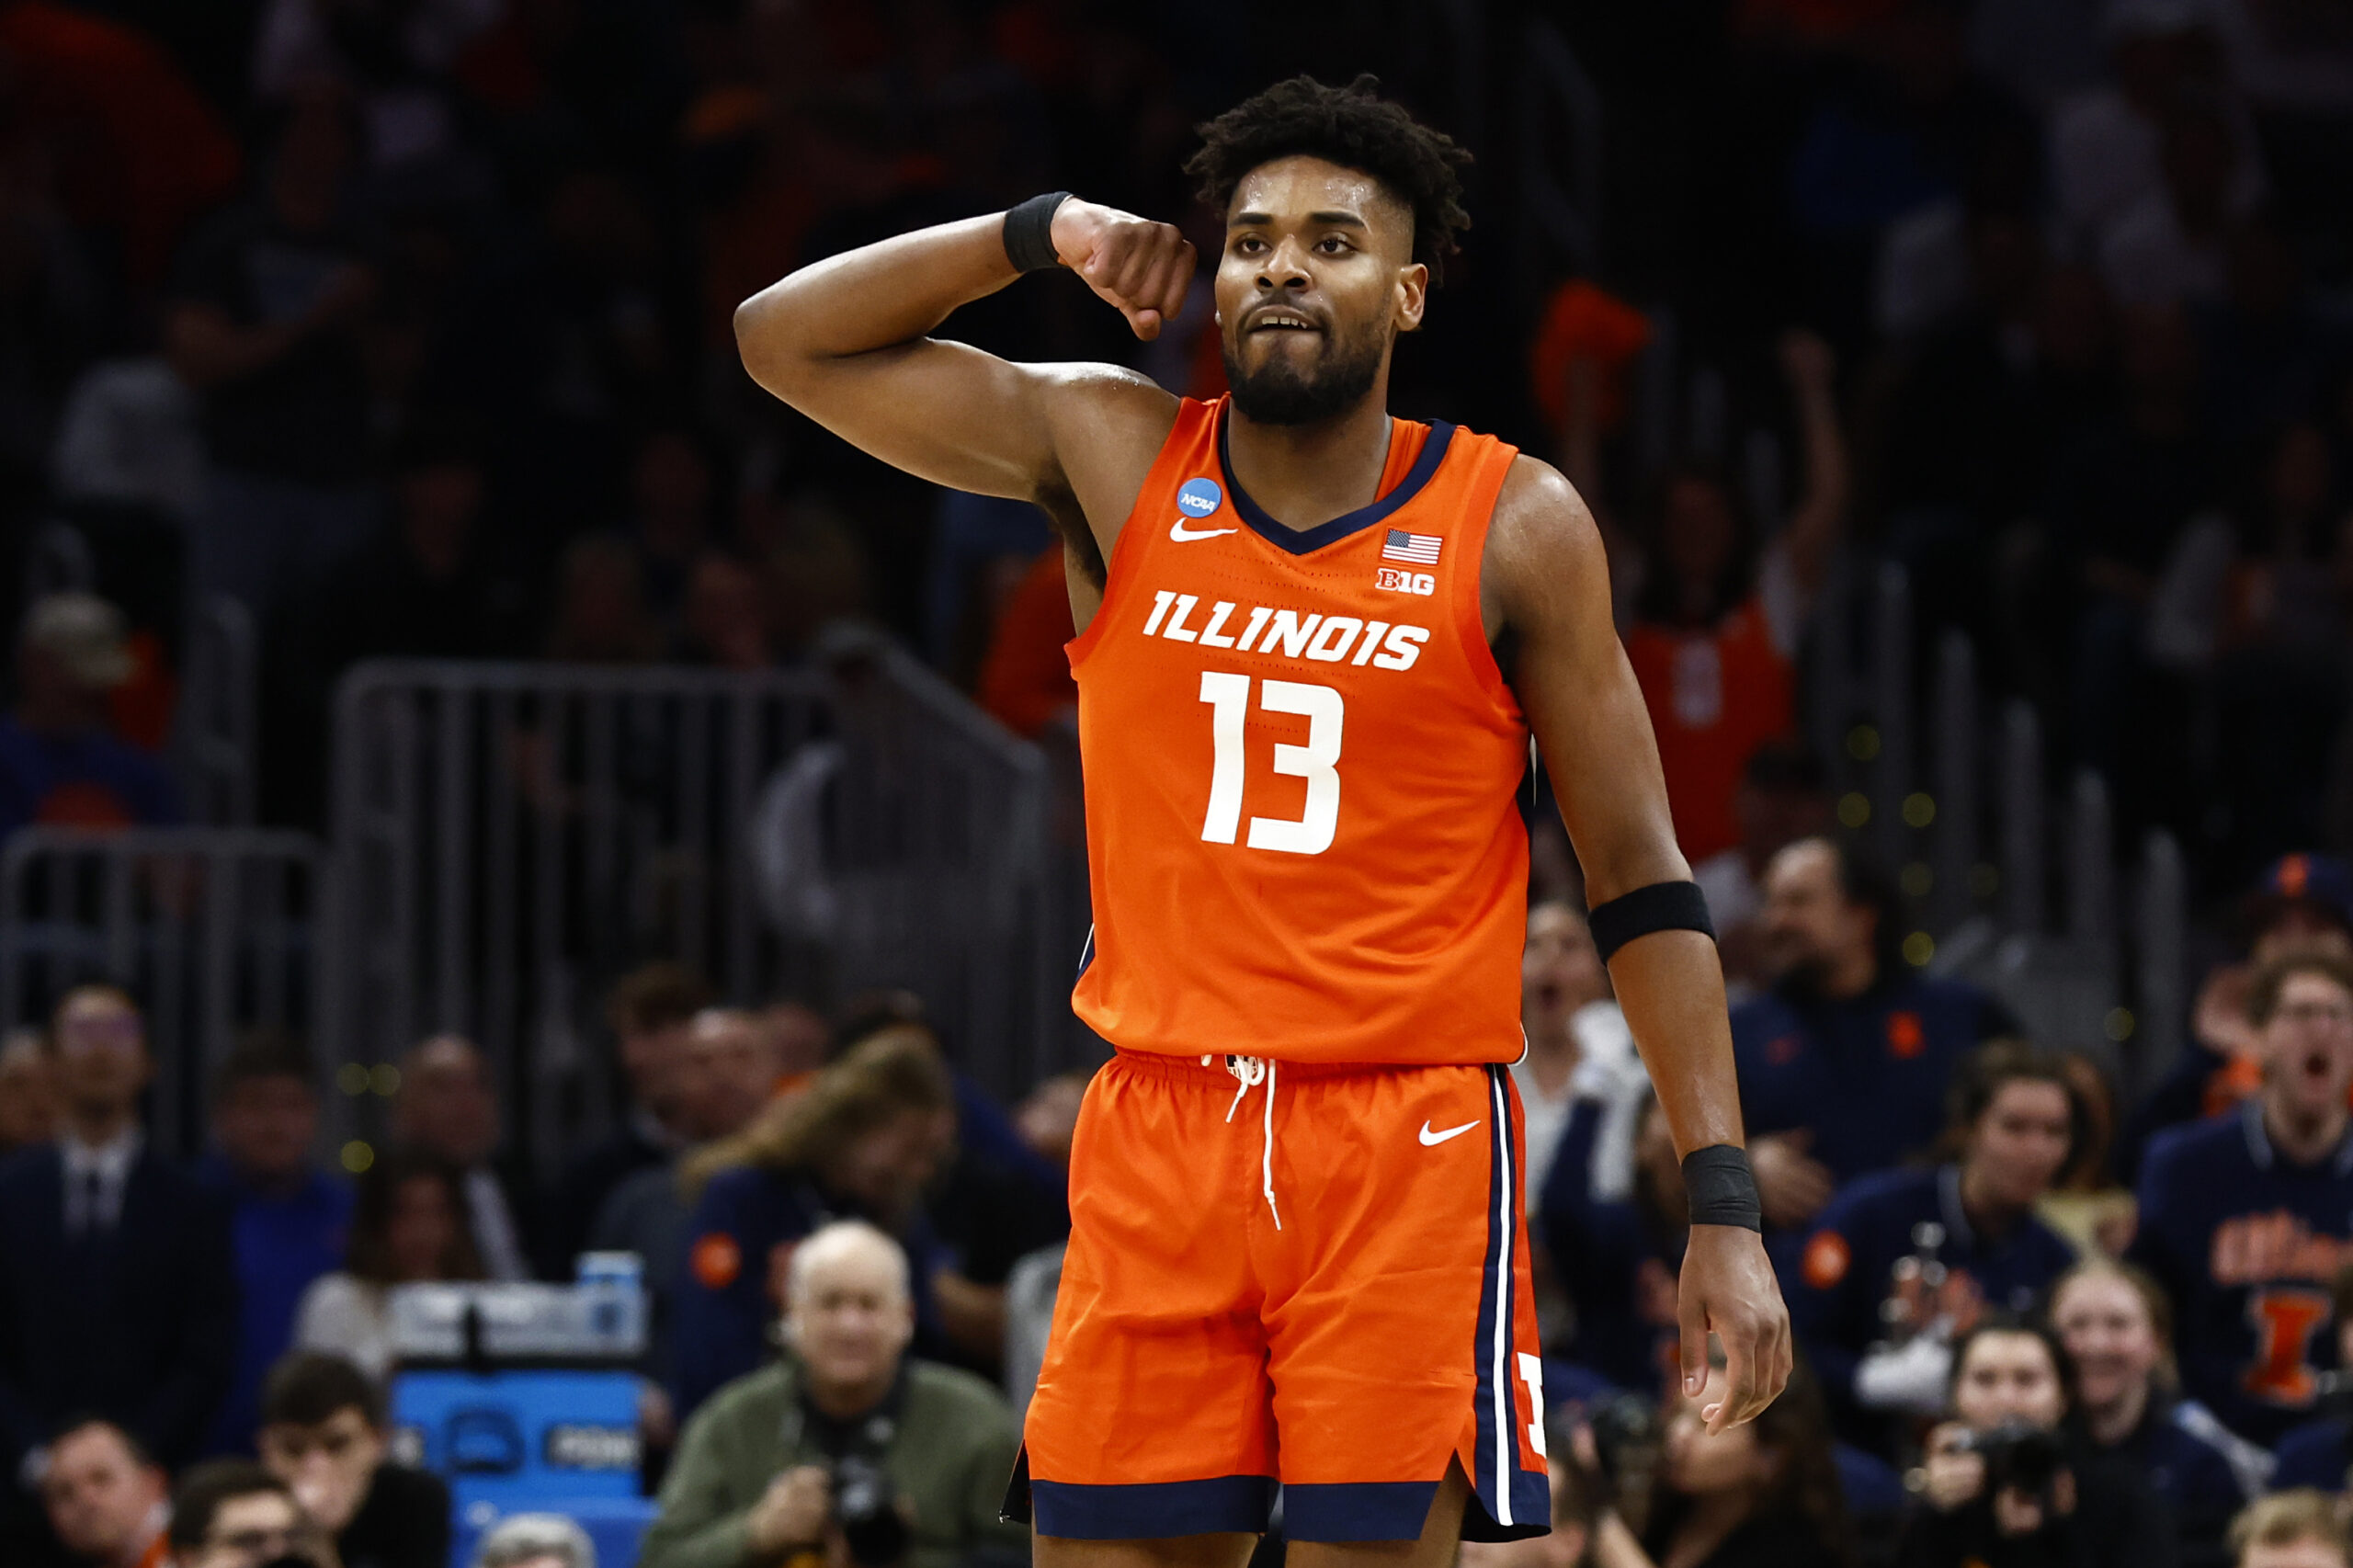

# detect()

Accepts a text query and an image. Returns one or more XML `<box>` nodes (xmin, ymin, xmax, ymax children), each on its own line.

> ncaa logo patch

<box><xmin>1176</xmin><ymin>478</ymin><xmax>1222</xmax><ymax>517</ymax></box>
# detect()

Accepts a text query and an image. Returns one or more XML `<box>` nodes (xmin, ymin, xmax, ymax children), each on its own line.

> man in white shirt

<box><xmin>1511</xmin><ymin>901</ymin><xmax>1647</xmax><ymax>1210</ymax></box>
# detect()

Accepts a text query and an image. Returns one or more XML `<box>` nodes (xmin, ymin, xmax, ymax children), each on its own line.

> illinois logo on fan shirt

<box><xmin>1886</xmin><ymin>1011</ymin><xmax>1925</xmax><ymax>1060</ymax></box>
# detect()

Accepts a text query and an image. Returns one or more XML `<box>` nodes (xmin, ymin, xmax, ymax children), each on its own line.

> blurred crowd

<box><xmin>6</xmin><ymin>0</ymin><xmax>2353</xmax><ymax>1565</ymax></box>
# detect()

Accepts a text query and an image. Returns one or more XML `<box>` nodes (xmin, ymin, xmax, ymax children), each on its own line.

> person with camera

<box><xmin>640</xmin><ymin>1219</ymin><xmax>1024</xmax><ymax>1568</ymax></box>
<box><xmin>2051</xmin><ymin>1259</ymin><xmax>2272</xmax><ymax>1568</ymax></box>
<box><xmin>1897</xmin><ymin>1318</ymin><xmax>2175</xmax><ymax>1568</ymax></box>
<box><xmin>1789</xmin><ymin>1041</ymin><xmax>2081</xmax><ymax>1449</ymax></box>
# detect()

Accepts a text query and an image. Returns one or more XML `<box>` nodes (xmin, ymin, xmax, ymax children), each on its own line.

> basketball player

<box><xmin>735</xmin><ymin>75</ymin><xmax>1789</xmax><ymax>1567</ymax></box>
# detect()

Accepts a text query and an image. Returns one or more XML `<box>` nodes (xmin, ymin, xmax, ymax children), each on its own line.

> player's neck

<box><xmin>2263</xmin><ymin>1091</ymin><xmax>2349</xmax><ymax>1166</ymax></box>
<box><xmin>1224</xmin><ymin>393</ymin><xmax>1393</xmax><ymax>534</ymax></box>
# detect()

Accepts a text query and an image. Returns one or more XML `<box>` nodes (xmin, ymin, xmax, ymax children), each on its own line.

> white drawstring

<box><xmin>1208</xmin><ymin>1053</ymin><xmax>1282</xmax><ymax>1229</ymax></box>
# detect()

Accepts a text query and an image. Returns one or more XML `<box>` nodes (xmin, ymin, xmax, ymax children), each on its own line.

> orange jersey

<box><xmin>1624</xmin><ymin>598</ymin><xmax>1793</xmax><ymax>864</ymax></box>
<box><xmin>1067</xmin><ymin>396</ymin><xmax>1530</xmax><ymax>1066</ymax></box>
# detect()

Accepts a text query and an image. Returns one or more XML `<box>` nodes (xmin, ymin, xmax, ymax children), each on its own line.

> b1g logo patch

<box><xmin>1176</xmin><ymin>478</ymin><xmax>1222</xmax><ymax>517</ymax></box>
<box><xmin>1375</xmin><ymin>567</ymin><xmax>1436</xmax><ymax>597</ymax></box>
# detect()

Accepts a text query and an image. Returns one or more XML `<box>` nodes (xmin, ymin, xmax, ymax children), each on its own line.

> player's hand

<box><xmin>1748</xmin><ymin>1131</ymin><xmax>1835</xmax><ymax>1229</ymax></box>
<box><xmin>1050</xmin><ymin>198</ymin><xmax>1195</xmax><ymax>341</ymax></box>
<box><xmin>1677</xmin><ymin>1222</ymin><xmax>1792</xmax><ymax>1435</ymax></box>
<box><xmin>747</xmin><ymin>1465</ymin><xmax>832</xmax><ymax>1555</ymax></box>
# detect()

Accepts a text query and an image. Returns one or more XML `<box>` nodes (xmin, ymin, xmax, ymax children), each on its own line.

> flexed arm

<box><xmin>733</xmin><ymin>199</ymin><xmax>1194</xmax><ymax>518</ymax></box>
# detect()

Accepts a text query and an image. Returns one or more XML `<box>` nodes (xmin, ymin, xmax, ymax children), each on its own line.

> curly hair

<box><xmin>1184</xmin><ymin>74</ymin><xmax>1472</xmax><ymax>279</ymax></box>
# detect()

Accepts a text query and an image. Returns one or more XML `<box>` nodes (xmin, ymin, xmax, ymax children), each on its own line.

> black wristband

<box><xmin>1004</xmin><ymin>192</ymin><xmax>1072</xmax><ymax>275</ymax></box>
<box><xmin>1682</xmin><ymin>1145</ymin><xmax>1763</xmax><ymax>1231</ymax></box>
<box><xmin>1587</xmin><ymin>880</ymin><xmax>1715</xmax><ymax>964</ymax></box>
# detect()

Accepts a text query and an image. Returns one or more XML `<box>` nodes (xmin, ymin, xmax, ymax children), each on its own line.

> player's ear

<box><xmin>1394</xmin><ymin>263</ymin><xmax>1428</xmax><ymax>335</ymax></box>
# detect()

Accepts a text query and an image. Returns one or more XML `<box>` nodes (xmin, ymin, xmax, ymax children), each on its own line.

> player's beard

<box><xmin>1223</xmin><ymin>319</ymin><xmax>1387</xmax><ymax>426</ymax></box>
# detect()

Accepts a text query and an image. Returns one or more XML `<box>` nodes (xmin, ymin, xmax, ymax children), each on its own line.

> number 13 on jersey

<box><xmin>1198</xmin><ymin>671</ymin><xmax>1344</xmax><ymax>856</ymax></box>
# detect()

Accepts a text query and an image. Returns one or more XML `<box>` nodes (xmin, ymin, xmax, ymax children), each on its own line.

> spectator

<box><xmin>0</xmin><ymin>1028</ymin><xmax>57</xmax><ymax>1155</ymax></box>
<box><xmin>1515</xmin><ymin>900</ymin><xmax>1642</xmax><ymax>1210</ymax></box>
<box><xmin>626</xmin><ymin>428</ymin><xmax>717</xmax><ymax>631</ymax></box>
<box><xmin>1693</xmin><ymin>744</ymin><xmax>1834</xmax><ymax>998</ymax></box>
<box><xmin>2127</xmin><ymin>855</ymin><xmax>2353</xmax><ymax>1180</ymax></box>
<box><xmin>540</xmin><ymin>963</ymin><xmax>712</xmax><ymax>1279</ymax></box>
<box><xmin>592</xmin><ymin>1007</ymin><xmax>788</xmax><ymax>1410</ymax></box>
<box><xmin>1733</xmin><ymin>837</ymin><xmax>2018</xmax><ymax>1233</ymax></box>
<box><xmin>0</xmin><ymin>594</ymin><xmax>183</xmax><ymax>840</ymax></box>
<box><xmin>1898</xmin><ymin>1318</ymin><xmax>2175</xmax><ymax>1568</ymax></box>
<box><xmin>545</xmin><ymin>534</ymin><xmax>664</xmax><ymax>665</ymax></box>
<box><xmin>670</xmin><ymin>1026</ymin><xmax>957</xmax><ymax>1420</ymax></box>
<box><xmin>1541</xmin><ymin>1093</ymin><xmax>1687</xmax><ymax>1392</ymax></box>
<box><xmin>1613</xmin><ymin>1360</ymin><xmax>1855</xmax><ymax>1568</ymax></box>
<box><xmin>256</xmin><ymin>1352</ymin><xmax>449</xmax><ymax>1568</ymax></box>
<box><xmin>388</xmin><ymin>1035</ymin><xmax>531</xmax><ymax>1279</ymax></box>
<box><xmin>291</xmin><ymin>1148</ymin><xmax>483</xmax><ymax>1383</ymax></box>
<box><xmin>164</xmin><ymin>90</ymin><xmax>379</xmax><ymax>631</ymax></box>
<box><xmin>2131</xmin><ymin>951</ymin><xmax>2353</xmax><ymax>1444</ymax></box>
<box><xmin>1615</xmin><ymin>333</ymin><xmax>1847</xmax><ymax>869</ymax></box>
<box><xmin>2052</xmin><ymin>1259</ymin><xmax>2271</xmax><ymax>1568</ymax></box>
<box><xmin>0</xmin><ymin>984</ymin><xmax>235</xmax><ymax>1477</ymax></box>
<box><xmin>2229</xmin><ymin>1494</ymin><xmax>2350</xmax><ymax>1568</ymax></box>
<box><xmin>40</xmin><ymin>1419</ymin><xmax>168</xmax><ymax>1568</ymax></box>
<box><xmin>1790</xmin><ymin>1041</ymin><xmax>2081</xmax><ymax>1443</ymax></box>
<box><xmin>681</xmin><ymin>553</ymin><xmax>775</xmax><ymax>670</ymax></box>
<box><xmin>2268</xmin><ymin>1260</ymin><xmax>2353</xmax><ymax>1490</ymax></box>
<box><xmin>198</xmin><ymin>1032</ymin><xmax>354</xmax><ymax>1456</ymax></box>
<box><xmin>473</xmin><ymin>1514</ymin><xmax>597</xmax><ymax>1568</ymax></box>
<box><xmin>640</xmin><ymin>1219</ymin><xmax>1025</xmax><ymax>1568</ymax></box>
<box><xmin>164</xmin><ymin>1460</ymin><xmax>333</xmax><ymax>1568</ymax></box>
<box><xmin>974</xmin><ymin>544</ymin><xmax>1077</xmax><ymax>739</ymax></box>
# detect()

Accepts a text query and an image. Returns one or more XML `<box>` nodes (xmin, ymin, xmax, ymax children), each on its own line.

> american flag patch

<box><xmin>1381</xmin><ymin>528</ymin><xmax>1442</xmax><ymax>565</ymax></box>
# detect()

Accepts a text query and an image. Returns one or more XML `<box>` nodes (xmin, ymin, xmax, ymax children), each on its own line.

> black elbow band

<box><xmin>1004</xmin><ymin>192</ymin><xmax>1072</xmax><ymax>274</ymax></box>
<box><xmin>1682</xmin><ymin>1145</ymin><xmax>1763</xmax><ymax>1232</ymax></box>
<box><xmin>1587</xmin><ymin>880</ymin><xmax>1715</xmax><ymax>963</ymax></box>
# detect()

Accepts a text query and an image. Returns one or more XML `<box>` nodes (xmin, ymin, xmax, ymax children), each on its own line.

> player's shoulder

<box><xmin>1034</xmin><ymin>361</ymin><xmax>1182</xmax><ymax>443</ymax></box>
<box><xmin>1488</xmin><ymin>453</ymin><xmax>1603</xmax><ymax>556</ymax></box>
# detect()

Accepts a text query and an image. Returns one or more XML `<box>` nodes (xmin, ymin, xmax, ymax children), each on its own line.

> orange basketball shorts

<box><xmin>1015</xmin><ymin>1049</ymin><xmax>1549</xmax><ymax>1542</ymax></box>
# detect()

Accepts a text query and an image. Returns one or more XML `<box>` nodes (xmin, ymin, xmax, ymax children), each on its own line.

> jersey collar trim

<box><xmin>2240</xmin><ymin>1096</ymin><xmax>2353</xmax><ymax>1176</ymax></box>
<box><xmin>1215</xmin><ymin>403</ymin><xmax>1457</xmax><ymax>556</ymax></box>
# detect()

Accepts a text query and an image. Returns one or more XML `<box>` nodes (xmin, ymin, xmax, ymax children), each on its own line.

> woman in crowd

<box><xmin>1589</xmin><ymin>1360</ymin><xmax>1854</xmax><ymax>1568</ymax></box>
<box><xmin>1898</xmin><ymin>1317</ymin><xmax>2175</xmax><ymax>1568</ymax></box>
<box><xmin>2050</xmin><ymin>1258</ymin><xmax>2270</xmax><ymax>1568</ymax></box>
<box><xmin>291</xmin><ymin>1149</ymin><xmax>484</xmax><ymax>1382</ymax></box>
<box><xmin>667</xmin><ymin>1024</ymin><xmax>958</xmax><ymax>1421</ymax></box>
<box><xmin>1788</xmin><ymin>1042</ymin><xmax>2081</xmax><ymax>1443</ymax></box>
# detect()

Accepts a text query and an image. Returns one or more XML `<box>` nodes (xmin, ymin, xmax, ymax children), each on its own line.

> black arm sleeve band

<box><xmin>1586</xmin><ymin>879</ymin><xmax>1715</xmax><ymax>964</ymax></box>
<box><xmin>1003</xmin><ymin>192</ymin><xmax>1072</xmax><ymax>274</ymax></box>
<box><xmin>1682</xmin><ymin>1145</ymin><xmax>1763</xmax><ymax>1231</ymax></box>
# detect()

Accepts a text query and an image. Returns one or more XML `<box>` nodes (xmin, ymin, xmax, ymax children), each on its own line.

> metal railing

<box><xmin>179</xmin><ymin>596</ymin><xmax>259</xmax><ymax>825</ymax></box>
<box><xmin>1808</xmin><ymin>562</ymin><xmax>2191</xmax><ymax>1098</ymax></box>
<box><xmin>324</xmin><ymin>642</ymin><xmax>1055</xmax><ymax>1175</ymax></box>
<box><xmin>0</xmin><ymin>827</ymin><xmax>325</xmax><ymax>1158</ymax></box>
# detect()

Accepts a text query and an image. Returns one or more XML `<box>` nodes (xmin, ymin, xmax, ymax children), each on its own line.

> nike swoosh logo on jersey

<box><xmin>1418</xmin><ymin>1119</ymin><xmax>1480</xmax><ymax>1146</ymax></box>
<box><xmin>1169</xmin><ymin>520</ymin><xmax>1239</xmax><ymax>542</ymax></box>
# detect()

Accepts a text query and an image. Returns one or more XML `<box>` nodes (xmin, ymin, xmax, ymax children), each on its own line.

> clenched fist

<box><xmin>1050</xmin><ymin>199</ymin><xmax>1196</xmax><ymax>341</ymax></box>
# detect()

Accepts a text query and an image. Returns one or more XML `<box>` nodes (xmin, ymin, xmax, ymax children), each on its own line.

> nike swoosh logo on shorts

<box><xmin>1169</xmin><ymin>520</ymin><xmax>1238</xmax><ymax>541</ymax></box>
<box><xmin>1418</xmin><ymin>1119</ymin><xmax>1480</xmax><ymax>1146</ymax></box>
